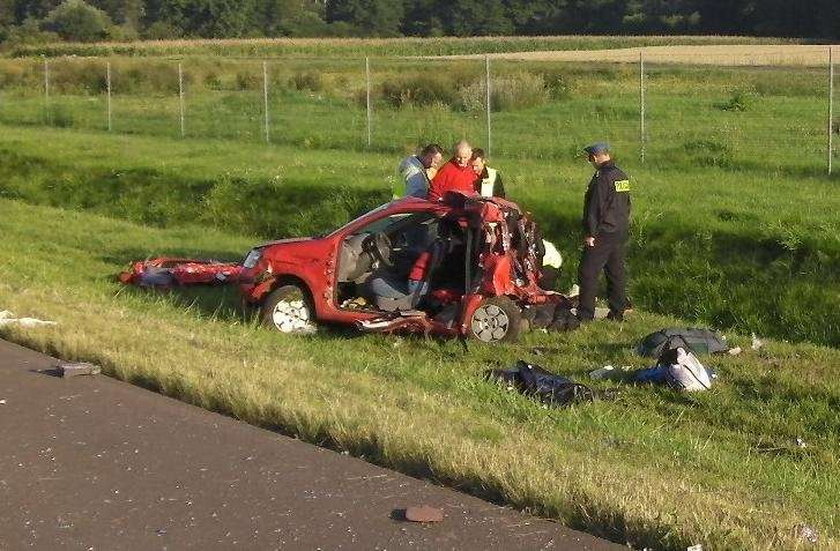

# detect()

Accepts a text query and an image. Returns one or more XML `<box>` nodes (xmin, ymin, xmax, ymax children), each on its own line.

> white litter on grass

<box><xmin>686</xmin><ymin>545</ymin><xmax>703</xmax><ymax>551</ymax></box>
<box><xmin>0</xmin><ymin>311</ymin><xmax>57</xmax><ymax>328</ymax></box>
<box><xmin>751</xmin><ymin>333</ymin><xmax>765</xmax><ymax>350</ymax></box>
<box><xmin>728</xmin><ymin>346</ymin><xmax>743</xmax><ymax>356</ymax></box>
<box><xmin>797</xmin><ymin>524</ymin><xmax>819</xmax><ymax>544</ymax></box>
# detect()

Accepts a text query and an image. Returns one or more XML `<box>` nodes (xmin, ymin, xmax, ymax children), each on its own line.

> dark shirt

<box><xmin>582</xmin><ymin>161</ymin><xmax>631</xmax><ymax>237</ymax></box>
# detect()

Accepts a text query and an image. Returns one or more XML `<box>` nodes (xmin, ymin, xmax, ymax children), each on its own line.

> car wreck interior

<box><xmin>335</xmin><ymin>211</ymin><xmax>474</xmax><ymax>320</ymax></box>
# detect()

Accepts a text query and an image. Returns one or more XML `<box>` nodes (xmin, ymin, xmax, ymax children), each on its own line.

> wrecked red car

<box><xmin>238</xmin><ymin>192</ymin><xmax>570</xmax><ymax>342</ymax></box>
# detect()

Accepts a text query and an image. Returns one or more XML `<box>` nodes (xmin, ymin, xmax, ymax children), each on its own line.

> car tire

<box><xmin>469</xmin><ymin>296</ymin><xmax>522</xmax><ymax>343</ymax></box>
<box><xmin>260</xmin><ymin>284</ymin><xmax>317</xmax><ymax>335</ymax></box>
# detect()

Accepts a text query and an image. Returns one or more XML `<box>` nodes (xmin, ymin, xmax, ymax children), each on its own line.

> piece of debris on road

<box><xmin>57</xmin><ymin>362</ymin><xmax>102</xmax><ymax>378</ymax></box>
<box><xmin>404</xmin><ymin>505</ymin><xmax>444</xmax><ymax>523</ymax></box>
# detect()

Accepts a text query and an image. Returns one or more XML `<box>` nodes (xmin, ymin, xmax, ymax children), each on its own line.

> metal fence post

<box><xmin>640</xmin><ymin>51</ymin><xmax>646</xmax><ymax>163</ymax></box>
<box><xmin>263</xmin><ymin>61</ymin><xmax>270</xmax><ymax>144</ymax></box>
<box><xmin>829</xmin><ymin>47</ymin><xmax>834</xmax><ymax>175</ymax></box>
<box><xmin>178</xmin><ymin>62</ymin><xmax>185</xmax><ymax>138</ymax></box>
<box><xmin>44</xmin><ymin>59</ymin><xmax>50</xmax><ymax>125</ymax></box>
<box><xmin>365</xmin><ymin>56</ymin><xmax>372</xmax><ymax>148</ymax></box>
<box><xmin>106</xmin><ymin>61</ymin><xmax>112</xmax><ymax>132</ymax></box>
<box><xmin>485</xmin><ymin>55</ymin><xmax>492</xmax><ymax>157</ymax></box>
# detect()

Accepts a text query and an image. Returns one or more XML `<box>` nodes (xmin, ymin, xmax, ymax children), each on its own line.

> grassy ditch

<box><xmin>0</xmin><ymin>197</ymin><xmax>837</xmax><ymax>550</ymax></box>
<box><xmin>0</xmin><ymin>125</ymin><xmax>837</xmax><ymax>347</ymax></box>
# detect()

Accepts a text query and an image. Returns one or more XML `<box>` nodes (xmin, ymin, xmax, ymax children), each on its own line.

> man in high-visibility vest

<box><xmin>470</xmin><ymin>148</ymin><xmax>506</xmax><ymax>198</ymax></box>
<box><xmin>395</xmin><ymin>143</ymin><xmax>444</xmax><ymax>199</ymax></box>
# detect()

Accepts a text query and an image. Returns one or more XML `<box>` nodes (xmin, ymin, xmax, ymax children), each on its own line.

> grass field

<box><xmin>0</xmin><ymin>121</ymin><xmax>836</xmax><ymax>347</ymax></box>
<box><xmin>0</xmin><ymin>173</ymin><xmax>837</xmax><ymax>550</ymax></box>
<box><xmin>0</xmin><ymin>37</ymin><xmax>837</xmax><ymax>549</ymax></box>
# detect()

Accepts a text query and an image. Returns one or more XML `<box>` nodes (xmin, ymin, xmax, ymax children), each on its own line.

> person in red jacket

<box><xmin>428</xmin><ymin>140</ymin><xmax>477</xmax><ymax>201</ymax></box>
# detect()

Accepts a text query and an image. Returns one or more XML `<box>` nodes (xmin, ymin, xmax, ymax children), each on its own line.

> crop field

<box><xmin>4</xmin><ymin>34</ymin><xmax>797</xmax><ymax>59</ymax></box>
<box><xmin>0</xmin><ymin>38</ymin><xmax>838</xmax><ymax>549</ymax></box>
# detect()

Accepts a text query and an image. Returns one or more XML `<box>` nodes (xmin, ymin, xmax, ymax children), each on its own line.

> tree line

<box><xmin>1</xmin><ymin>0</ymin><xmax>838</xmax><ymax>44</ymax></box>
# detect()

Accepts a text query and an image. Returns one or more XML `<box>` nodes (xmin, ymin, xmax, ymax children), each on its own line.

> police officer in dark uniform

<box><xmin>577</xmin><ymin>142</ymin><xmax>631</xmax><ymax>322</ymax></box>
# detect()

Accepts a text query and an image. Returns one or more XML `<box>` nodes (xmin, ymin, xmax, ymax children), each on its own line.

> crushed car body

<box><xmin>121</xmin><ymin>192</ymin><xmax>573</xmax><ymax>342</ymax></box>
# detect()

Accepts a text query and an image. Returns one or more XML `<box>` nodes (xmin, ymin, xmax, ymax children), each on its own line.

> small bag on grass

<box><xmin>486</xmin><ymin>360</ymin><xmax>595</xmax><ymax>407</ymax></box>
<box><xmin>637</xmin><ymin>327</ymin><xmax>729</xmax><ymax>357</ymax></box>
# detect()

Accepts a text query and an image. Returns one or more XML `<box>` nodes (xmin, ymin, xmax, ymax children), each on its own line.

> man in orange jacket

<box><xmin>428</xmin><ymin>140</ymin><xmax>477</xmax><ymax>201</ymax></box>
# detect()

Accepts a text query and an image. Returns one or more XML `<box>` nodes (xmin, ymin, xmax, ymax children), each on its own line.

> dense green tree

<box><xmin>326</xmin><ymin>0</ymin><xmax>404</xmax><ymax>36</ymax></box>
<box><xmin>41</xmin><ymin>0</ymin><xmax>113</xmax><ymax>41</ymax></box>
<box><xmin>400</xmin><ymin>0</ymin><xmax>444</xmax><ymax>36</ymax></box>
<box><xmin>94</xmin><ymin>0</ymin><xmax>144</xmax><ymax>28</ymax></box>
<box><xmin>148</xmin><ymin>0</ymin><xmax>257</xmax><ymax>38</ymax></box>
<box><xmin>4</xmin><ymin>0</ymin><xmax>840</xmax><ymax>44</ymax></box>
<box><xmin>444</xmin><ymin>0</ymin><xmax>513</xmax><ymax>36</ymax></box>
<box><xmin>259</xmin><ymin>0</ymin><xmax>328</xmax><ymax>36</ymax></box>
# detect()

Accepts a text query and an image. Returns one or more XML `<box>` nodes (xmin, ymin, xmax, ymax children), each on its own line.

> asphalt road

<box><xmin>0</xmin><ymin>338</ymin><xmax>623</xmax><ymax>550</ymax></box>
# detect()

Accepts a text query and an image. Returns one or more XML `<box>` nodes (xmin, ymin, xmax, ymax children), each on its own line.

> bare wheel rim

<box><xmin>271</xmin><ymin>297</ymin><xmax>312</xmax><ymax>333</ymax></box>
<box><xmin>471</xmin><ymin>303</ymin><xmax>510</xmax><ymax>342</ymax></box>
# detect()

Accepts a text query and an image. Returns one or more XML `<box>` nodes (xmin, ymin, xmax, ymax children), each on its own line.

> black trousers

<box><xmin>577</xmin><ymin>232</ymin><xmax>627</xmax><ymax>320</ymax></box>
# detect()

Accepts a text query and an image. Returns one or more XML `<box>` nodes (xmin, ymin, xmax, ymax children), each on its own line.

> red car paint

<box><xmin>239</xmin><ymin>193</ymin><xmax>568</xmax><ymax>340</ymax></box>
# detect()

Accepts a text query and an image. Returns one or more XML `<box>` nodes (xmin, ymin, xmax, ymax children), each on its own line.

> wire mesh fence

<box><xmin>0</xmin><ymin>51</ymin><xmax>835</xmax><ymax>174</ymax></box>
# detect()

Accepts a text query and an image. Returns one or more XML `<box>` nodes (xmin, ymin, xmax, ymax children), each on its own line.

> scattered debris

<box><xmin>404</xmin><ymin>505</ymin><xmax>444</xmax><ymax>523</ymax></box>
<box><xmin>57</xmin><ymin>362</ymin><xmax>101</xmax><ymax>378</ymax></box>
<box><xmin>686</xmin><ymin>545</ymin><xmax>703</xmax><ymax>551</ymax></box>
<box><xmin>796</xmin><ymin>524</ymin><xmax>819</xmax><ymax>544</ymax></box>
<box><xmin>486</xmin><ymin>361</ymin><xmax>596</xmax><ymax>407</ymax></box>
<box><xmin>588</xmin><ymin>365</ymin><xmax>615</xmax><ymax>380</ymax></box>
<box><xmin>118</xmin><ymin>257</ymin><xmax>244</xmax><ymax>287</ymax></box>
<box><xmin>727</xmin><ymin>346</ymin><xmax>742</xmax><ymax>356</ymax></box>
<box><xmin>795</xmin><ymin>437</ymin><xmax>807</xmax><ymax>448</ymax></box>
<box><xmin>638</xmin><ymin>327</ymin><xmax>730</xmax><ymax>357</ymax></box>
<box><xmin>751</xmin><ymin>333</ymin><xmax>765</xmax><ymax>351</ymax></box>
<box><xmin>0</xmin><ymin>311</ymin><xmax>57</xmax><ymax>328</ymax></box>
<box><xmin>631</xmin><ymin>348</ymin><xmax>714</xmax><ymax>392</ymax></box>
<box><xmin>0</xmin><ymin>399</ymin><xmax>6</xmax><ymax>405</ymax></box>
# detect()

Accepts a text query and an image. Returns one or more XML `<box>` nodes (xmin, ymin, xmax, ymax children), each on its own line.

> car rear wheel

<box><xmin>469</xmin><ymin>297</ymin><xmax>522</xmax><ymax>343</ymax></box>
<box><xmin>260</xmin><ymin>284</ymin><xmax>316</xmax><ymax>334</ymax></box>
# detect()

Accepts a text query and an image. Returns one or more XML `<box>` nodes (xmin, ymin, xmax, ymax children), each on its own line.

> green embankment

<box><xmin>0</xmin><ymin>125</ymin><xmax>836</xmax><ymax>346</ymax></box>
<box><xmin>0</xmin><ymin>180</ymin><xmax>837</xmax><ymax>550</ymax></box>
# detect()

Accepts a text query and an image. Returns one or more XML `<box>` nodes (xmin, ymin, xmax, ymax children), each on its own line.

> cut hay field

<box><xmin>474</xmin><ymin>44</ymin><xmax>840</xmax><ymax>66</ymax></box>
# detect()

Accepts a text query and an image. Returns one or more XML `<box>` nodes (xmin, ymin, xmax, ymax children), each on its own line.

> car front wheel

<box><xmin>469</xmin><ymin>297</ymin><xmax>522</xmax><ymax>343</ymax></box>
<box><xmin>260</xmin><ymin>284</ymin><xmax>317</xmax><ymax>334</ymax></box>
